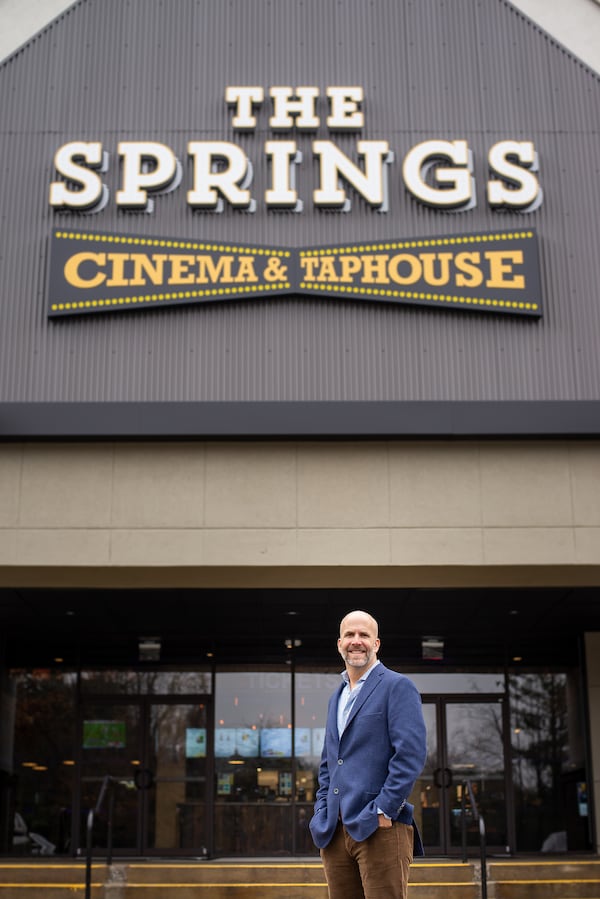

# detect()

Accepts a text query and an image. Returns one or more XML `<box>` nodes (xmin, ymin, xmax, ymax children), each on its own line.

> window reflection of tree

<box><xmin>81</xmin><ymin>669</ymin><xmax>211</xmax><ymax>694</ymax></box>
<box><xmin>510</xmin><ymin>673</ymin><xmax>567</xmax><ymax>792</ymax></box>
<box><xmin>446</xmin><ymin>703</ymin><xmax>504</xmax><ymax>775</ymax></box>
<box><xmin>81</xmin><ymin>670</ymin><xmax>211</xmax><ymax>850</ymax></box>
<box><xmin>12</xmin><ymin>670</ymin><xmax>78</xmax><ymax>852</ymax></box>
<box><xmin>510</xmin><ymin>672</ymin><xmax>570</xmax><ymax>848</ymax></box>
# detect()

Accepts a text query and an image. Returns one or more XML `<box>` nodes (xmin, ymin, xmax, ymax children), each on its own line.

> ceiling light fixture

<box><xmin>284</xmin><ymin>638</ymin><xmax>302</xmax><ymax>650</ymax></box>
<box><xmin>138</xmin><ymin>637</ymin><xmax>161</xmax><ymax>662</ymax></box>
<box><xmin>422</xmin><ymin>637</ymin><xmax>444</xmax><ymax>660</ymax></box>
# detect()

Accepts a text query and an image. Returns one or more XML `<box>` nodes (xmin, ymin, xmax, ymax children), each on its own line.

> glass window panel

<box><xmin>11</xmin><ymin>669</ymin><xmax>77</xmax><ymax>855</ymax></box>
<box><xmin>411</xmin><ymin>702</ymin><xmax>440</xmax><ymax>849</ymax></box>
<box><xmin>214</xmin><ymin>670</ymin><xmax>292</xmax><ymax>855</ymax></box>
<box><xmin>406</xmin><ymin>673</ymin><xmax>506</xmax><ymax>694</ymax></box>
<box><xmin>80</xmin><ymin>670</ymin><xmax>212</xmax><ymax>694</ymax></box>
<box><xmin>147</xmin><ymin>702</ymin><xmax>208</xmax><ymax>853</ymax></box>
<box><xmin>79</xmin><ymin>701</ymin><xmax>142</xmax><ymax>850</ymax></box>
<box><xmin>445</xmin><ymin>700</ymin><xmax>506</xmax><ymax>849</ymax></box>
<box><xmin>509</xmin><ymin>670</ymin><xmax>591</xmax><ymax>852</ymax></box>
<box><xmin>294</xmin><ymin>672</ymin><xmax>340</xmax><ymax>856</ymax></box>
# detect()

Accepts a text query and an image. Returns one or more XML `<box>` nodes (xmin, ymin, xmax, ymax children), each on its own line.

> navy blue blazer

<box><xmin>309</xmin><ymin>663</ymin><xmax>427</xmax><ymax>854</ymax></box>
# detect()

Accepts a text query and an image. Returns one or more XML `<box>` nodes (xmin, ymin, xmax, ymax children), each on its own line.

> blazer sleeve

<box><xmin>375</xmin><ymin>674</ymin><xmax>427</xmax><ymax>818</ymax></box>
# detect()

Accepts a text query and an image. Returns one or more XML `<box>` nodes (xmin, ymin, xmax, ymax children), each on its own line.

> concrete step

<box><xmin>488</xmin><ymin>860</ymin><xmax>600</xmax><ymax>899</ymax></box>
<box><xmin>0</xmin><ymin>861</ymin><xmax>107</xmax><ymax>897</ymax></box>
<box><xmin>115</xmin><ymin>860</ymin><xmax>478</xmax><ymax>899</ymax></box>
<box><xmin>0</xmin><ymin>859</ymin><xmax>478</xmax><ymax>899</ymax></box>
<box><xmin>1</xmin><ymin>858</ymin><xmax>598</xmax><ymax>899</ymax></box>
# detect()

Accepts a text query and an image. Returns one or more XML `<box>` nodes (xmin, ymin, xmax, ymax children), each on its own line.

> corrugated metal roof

<box><xmin>0</xmin><ymin>0</ymin><xmax>599</xmax><ymax>402</ymax></box>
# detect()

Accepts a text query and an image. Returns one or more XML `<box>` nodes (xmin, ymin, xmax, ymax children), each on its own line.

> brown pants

<box><xmin>320</xmin><ymin>820</ymin><xmax>414</xmax><ymax>899</ymax></box>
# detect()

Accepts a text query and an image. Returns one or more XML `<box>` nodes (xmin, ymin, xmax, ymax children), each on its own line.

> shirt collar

<box><xmin>340</xmin><ymin>658</ymin><xmax>380</xmax><ymax>685</ymax></box>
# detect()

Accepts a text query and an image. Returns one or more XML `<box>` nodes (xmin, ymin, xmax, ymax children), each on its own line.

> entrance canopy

<box><xmin>1</xmin><ymin>586</ymin><xmax>597</xmax><ymax>668</ymax></box>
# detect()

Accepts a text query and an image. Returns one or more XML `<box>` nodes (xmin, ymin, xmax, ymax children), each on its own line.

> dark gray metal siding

<box><xmin>0</xmin><ymin>0</ymin><xmax>599</xmax><ymax>404</ymax></box>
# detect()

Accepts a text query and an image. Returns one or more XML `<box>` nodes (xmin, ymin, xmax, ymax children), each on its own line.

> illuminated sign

<box><xmin>48</xmin><ymin>86</ymin><xmax>543</xmax><ymax>215</ymax></box>
<box><xmin>48</xmin><ymin>228</ymin><xmax>542</xmax><ymax>318</ymax></box>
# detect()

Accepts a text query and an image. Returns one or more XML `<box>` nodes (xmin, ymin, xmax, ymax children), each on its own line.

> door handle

<box><xmin>134</xmin><ymin>768</ymin><xmax>154</xmax><ymax>790</ymax></box>
<box><xmin>433</xmin><ymin>767</ymin><xmax>453</xmax><ymax>788</ymax></box>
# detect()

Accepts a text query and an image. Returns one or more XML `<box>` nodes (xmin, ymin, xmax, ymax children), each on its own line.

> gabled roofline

<box><xmin>1</xmin><ymin>0</ymin><xmax>599</xmax><ymax>81</ymax></box>
<box><xmin>0</xmin><ymin>0</ymin><xmax>84</xmax><ymax>69</ymax></box>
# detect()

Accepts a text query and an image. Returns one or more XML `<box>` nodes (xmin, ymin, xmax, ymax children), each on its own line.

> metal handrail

<box><xmin>461</xmin><ymin>779</ymin><xmax>487</xmax><ymax>899</ymax></box>
<box><xmin>84</xmin><ymin>775</ymin><xmax>130</xmax><ymax>899</ymax></box>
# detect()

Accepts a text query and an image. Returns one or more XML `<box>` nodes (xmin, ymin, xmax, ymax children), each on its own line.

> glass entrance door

<box><xmin>417</xmin><ymin>696</ymin><xmax>510</xmax><ymax>854</ymax></box>
<box><xmin>146</xmin><ymin>700</ymin><xmax>210</xmax><ymax>854</ymax></box>
<box><xmin>78</xmin><ymin>696</ymin><xmax>211</xmax><ymax>856</ymax></box>
<box><xmin>79</xmin><ymin>699</ymin><xmax>142</xmax><ymax>852</ymax></box>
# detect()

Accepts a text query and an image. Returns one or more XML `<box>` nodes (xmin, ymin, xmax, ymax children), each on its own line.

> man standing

<box><xmin>309</xmin><ymin>610</ymin><xmax>427</xmax><ymax>899</ymax></box>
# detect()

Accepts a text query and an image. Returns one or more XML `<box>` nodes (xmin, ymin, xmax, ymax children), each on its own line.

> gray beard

<box><xmin>343</xmin><ymin>649</ymin><xmax>374</xmax><ymax>668</ymax></box>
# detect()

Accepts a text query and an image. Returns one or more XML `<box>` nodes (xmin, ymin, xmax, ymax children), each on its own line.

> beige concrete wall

<box><xmin>0</xmin><ymin>440</ymin><xmax>599</xmax><ymax>587</ymax></box>
<box><xmin>585</xmin><ymin>632</ymin><xmax>600</xmax><ymax>853</ymax></box>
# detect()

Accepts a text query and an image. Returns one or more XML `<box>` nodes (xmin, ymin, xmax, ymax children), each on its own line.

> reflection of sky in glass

<box><xmin>216</xmin><ymin>671</ymin><xmax>291</xmax><ymax>727</ymax></box>
<box><xmin>406</xmin><ymin>673</ymin><xmax>505</xmax><ymax>694</ymax></box>
<box><xmin>296</xmin><ymin>673</ymin><xmax>341</xmax><ymax>729</ymax></box>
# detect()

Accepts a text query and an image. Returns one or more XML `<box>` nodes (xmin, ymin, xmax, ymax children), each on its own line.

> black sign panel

<box><xmin>48</xmin><ymin>228</ymin><xmax>542</xmax><ymax>318</ymax></box>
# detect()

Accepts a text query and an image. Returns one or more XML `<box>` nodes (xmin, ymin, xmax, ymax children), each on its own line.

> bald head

<box><xmin>339</xmin><ymin>609</ymin><xmax>379</xmax><ymax>639</ymax></box>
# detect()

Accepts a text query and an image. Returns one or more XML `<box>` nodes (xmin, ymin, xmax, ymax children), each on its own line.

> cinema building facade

<box><xmin>0</xmin><ymin>0</ymin><xmax>599</xmax><ymax>860</ymax></box>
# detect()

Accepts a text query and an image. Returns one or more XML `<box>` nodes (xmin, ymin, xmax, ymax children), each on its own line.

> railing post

<box><xmin>85</xmin><ymin>808</ymin><xmax>94</xmax><ymax>899</ymax></box>
<box><xmin>461</xmin><ymin>781</ymin><xmax>468</xmax><ymax>863</ymax></box>
<box><xmin>107</xmin><ymin>781</ymin><xmax>115</xmax><ymax>866</ymax></box>
<box><xmin>85</xmin><ymin>775</ymin><xmax>117</xmax><ymax>898</ymax></box>
<box><xmin>460</xmin><ymin>779</ymin><xmax>487</xmax><ymax>899</ymax></box>
<box><xmin>479</xmin><ymin>816</ymin><xmax>488</xmax><ymax>899</ymax></box>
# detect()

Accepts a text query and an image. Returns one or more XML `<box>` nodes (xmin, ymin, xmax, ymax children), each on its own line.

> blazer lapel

<box><xmin>343</xmin><ymin>663</ymin><xmax>384</xmax><ymax>730</ymax></box>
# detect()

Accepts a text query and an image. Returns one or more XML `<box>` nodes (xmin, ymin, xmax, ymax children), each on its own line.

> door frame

<box><xmin>421</xmin><ymin>693</ymin><xmax>515</xmax><ymax>856</ymax></box>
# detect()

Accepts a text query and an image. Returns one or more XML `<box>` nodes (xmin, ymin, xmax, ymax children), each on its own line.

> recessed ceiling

<box><xmin>1</xmin><ymin>586</ymin><xmax>597</xmax><ymax>669</ymax></box>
